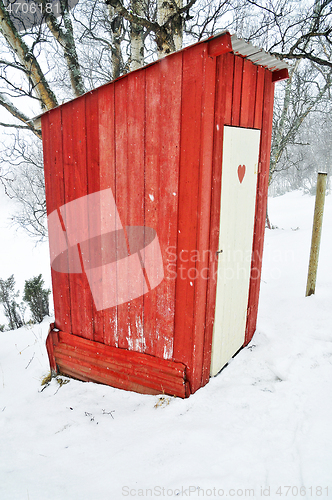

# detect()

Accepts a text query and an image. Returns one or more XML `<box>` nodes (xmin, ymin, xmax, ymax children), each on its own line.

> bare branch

<box><xmin>176</xmin><ymin>0</ymin><xmax>198</xmax><ymax>15</ymax></box>
<box><xmin>272</xmin><ymin>51</ymin><xmax>332</xmax><ymax>69</ymax></box>
<box><xmin>0</xmin><ymin>58</ymin><xmax>29</xmax><ymax>74</ymax></box>
<box><xmin>105</xmin><ymin>0</ymin><xmax>159</xmax><ymax>32</ymax></box>
<box><xmin>0</xmin><ymin>92</ymin><xmax>42</xmax><ymax>138</ymax></box>
<box><xmin>0</xmin><ymin>122</ymin><xmax>32</xmax><ymax>130</ymax></box>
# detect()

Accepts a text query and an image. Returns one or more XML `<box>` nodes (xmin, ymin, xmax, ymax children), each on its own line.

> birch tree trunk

<box><xmin>0</xmin><ymin>0</ymin><xmax>57</xmax><ymax>110</ymax></box>
<box><xmin>157</xmin><ymin>0</ymin><xmax>183</xmax><ymax>58</ymax></box>
<box><xmin>107</xmin><ymin>5</ymin><xmax>123</xmax><ymax>80</ymax></box>
<box><xmin>172</xmin><ymin>0</ymin><xmax>183</xmax><ymax>52</ymax></box>
<box><xmin>44</xmin><ymin>4</ymin><xmax>86</xmax><ymax>97</ymax></box>
<box><xmin>130</xmin><ymin>0</ymin><xmax>145</xmax><ymax>71</ymax></box>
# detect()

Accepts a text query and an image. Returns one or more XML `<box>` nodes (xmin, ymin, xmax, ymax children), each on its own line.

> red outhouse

<box><xmin>42</xmin><ymin>32</ymin><xmax>288</xmax><ymax>397</ymax></box>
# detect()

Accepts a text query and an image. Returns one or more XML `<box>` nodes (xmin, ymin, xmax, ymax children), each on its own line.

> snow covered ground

<box><xmin>0</xmin><ymin>191</ymin><xmax>331</xmax><ymax>500</ymax></box>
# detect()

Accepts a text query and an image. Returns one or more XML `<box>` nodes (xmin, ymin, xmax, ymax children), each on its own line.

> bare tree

<box><xmin>0</xmin><ymin>132</ymin><xmax>47</xmax><ymax>239</ymax></box>
<box><xmin>271</xmin><ymin>60</ymin><xmax>332</xmax><ymax>182</ymax></box>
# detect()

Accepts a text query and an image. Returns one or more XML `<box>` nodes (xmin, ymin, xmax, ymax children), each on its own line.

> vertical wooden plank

<box><xmin>114</xmin><ymin>78</ymin><xmax>128</xmax><ymax>350</ymax></box>
<box><xmin>224</xmin><ymin>53</ymin><xmax>235</xmax><ymax>126</ymax></box>
<box><xmin>240</xmin><ymin>59</ymin><xmax>257</xmax><ymax>128</ymax></box>
<box><xmin>155</xmin><ymin>53</ymin><xmax>182</xmax><ymax>359</ymax></box>
<box><xmin>115</xmin><ymin>71</ymin><xmax>146</xmax><ymax>352</ymax></box>
<box><xmin>190</xmin><ymin>49</ymin><xmax>217</xmax><ymax>393</ymax></box>
<box><xmin>201</xmin><ymin>52</ymin><xmax>234</xmax><ymax>385</ymax></box>
<box><xmin>85</xmin><ymin>90</ymin><xmax>104</xmax><ymax>343</ymax></box>
<box><xmin>245</xmin><ymin>70</ymin><xmax>274</xmax><ymax>345</ymax></box>
<box><xmin>61</xmin><ymin>98</ymin><xmax>94</xmax><ymax>340</ymax></box>
<box><xmin>127</xmin><ymin>70</ymin><xmax>146</xmax><ymax>353</ymax></box>
<box><xmin>254</xmin><ymin>66</ymin><xmax>265</xmax><ymax>130</ymax></box>
<box><xmin>42</xmin><ymin>109</ymin><xmax>72</xmax><ymax>334</ymax></box>
<box><xmin>231</xmin><ymin>56</ymin><xmax>244</xmax><ymax>126</ymax></box>
<box><xmin>173</xmin><ymin>44</ymin><xmax>205</xmax><ymax>384</ymax></box>
<box><xmin>144</xmin><ymin>52</ymin><xmax>182</xmax><ymax>359</ymax></box>
<box><xmin>143</xmin><ymin>63</ymin><xmax>161</xmax><ymax>356</ymax></box>
<box><xmin>98</xmin><ymin>84</ymin><xmax>118</xmax><ymax>347</ymax></box>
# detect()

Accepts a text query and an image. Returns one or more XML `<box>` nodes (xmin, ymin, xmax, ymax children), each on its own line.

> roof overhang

<box><xmin>229</xmin><ymin>33</ymin><xmax>289</xmax><ymax>82</ymax></box>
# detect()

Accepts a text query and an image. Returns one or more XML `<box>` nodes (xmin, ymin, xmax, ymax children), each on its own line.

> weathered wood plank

<box><xmin>98</xmin><ymin>84</ymin><xmax>118</xmax><ymax>347</ymax></box>
<box><xmin>144</xmin><ymin>52</ymin><xmax>182</xmax><ymax>359</ymax></box>
<box><xmin>114</xmin><ymin>73</ymin><xmax>147</xmax><ymax>353</ymax></box>
<box><xmin>41</xmin><ymin>109</ymin><xmax>72</xmax><ymax>333</ymax></box>
<box><xmin>240</xmin><ymin>59</ymin><xmax>257</xmax><ymax>128</ymax></box>
<box><xmin>232</xmin><ymin>55</ymin><xmax>243</xmax><ymax>126</ymax></box>
<box><xmin>50</xmin><ymin>329</ymin><xmax>188</xmax><ymax>397</ymax></box>
<box><xmin>245</xmin><ymin>70</ymin><xmax>274</xmax><ymax>345</ymax></box>
<box><xmin>173</xmin><ymin>44</ymin><xmax>205</xmax><ymax>389</ymax></box>
<box><xmin>55</xmin><ymin>344</ymin><xmax>185</xmax><ymax>390</ymax></box>
<box><xmin>113</xmin><ymin>78</ymin><xmax>129</xmax><ymax>350</ymax></box>
<box><xmin>143</xmin><ymin>62</ymin><xmax>162</xmax><ymax>356</ymax></box>
<box><xmin>57</xmin><ymin>330</ymin><xmax>186</xmax><ymax>377</ymax></box>
<box><xmin>85</xmin><ymin>90</ymin><xmax>104</xmax><ymax>343</ymax></box>
<box><xmin>61</xmin><ymin>98</ymin><xmax>94</xmax><ymax>340</ymax></box>
<box><xmin>57</xmin><ymin>356</ymin><xmax>164</xmax><ymax>395</ymax></box>
<box><xmin>254</xmin><ymin>66</ymin><xmax>265</xmax><ymax>130</ymax></box>
<box><xmin>126</xmin><ymin>70</ymin><xmax>146</xmax><ymax>353</ymax></box>
<box><xmin>190</xmin><ymin>49</ymin><xmax>216</xmax><ymax>393</ymax></box>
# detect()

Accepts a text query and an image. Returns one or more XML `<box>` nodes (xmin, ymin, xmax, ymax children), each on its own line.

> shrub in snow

<box><xmin>23</xmin><ymin>274</ymin><xmax>50</xmax><ymax>324</ymax></box>
<box><xmin>0</xmin><ymin>275</ymin><xmax>24</xmax><ymax>330</ymax></box>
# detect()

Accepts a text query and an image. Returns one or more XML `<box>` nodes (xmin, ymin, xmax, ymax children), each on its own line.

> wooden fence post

<box><xmin>305</xmin><ymin>172</ymin><xmax>327</xmax><ymax>297</ymax></box>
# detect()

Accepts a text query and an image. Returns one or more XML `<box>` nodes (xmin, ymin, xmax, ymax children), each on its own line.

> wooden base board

<box><xmin>46</xmin><ymin>326</ymin><xmax>189</xmax><ymax>398</ymax></box>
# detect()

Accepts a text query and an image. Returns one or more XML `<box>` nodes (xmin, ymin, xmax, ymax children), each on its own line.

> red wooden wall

<box><xmin>42</xmin><ymin>33</ymin><xmax>278</xmax><ymax>397</ymax></box>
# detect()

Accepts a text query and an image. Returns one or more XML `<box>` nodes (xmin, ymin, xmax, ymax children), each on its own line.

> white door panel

<box><xmin>210</xmin><ymin>126</ymin><xmax>260</xmax><ymax>376</ymax></box>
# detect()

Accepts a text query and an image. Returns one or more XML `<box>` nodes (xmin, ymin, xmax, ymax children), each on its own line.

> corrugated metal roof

<box><xmin>230</xmin><ymin>34</ymin><xmax>289</xmax><ymax>71</ymax></box>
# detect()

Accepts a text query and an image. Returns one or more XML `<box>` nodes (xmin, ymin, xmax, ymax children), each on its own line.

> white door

<box><xmin>210</xmin><ymin>126</ymin><xmax>261</xmax><ymax>376</ymax></box>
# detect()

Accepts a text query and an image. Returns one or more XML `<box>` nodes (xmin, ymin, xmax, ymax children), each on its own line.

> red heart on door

<box><xmin>238</xmin><ymin>164</ymin><xmax>246</xmax><ymax>183</ymax></box>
